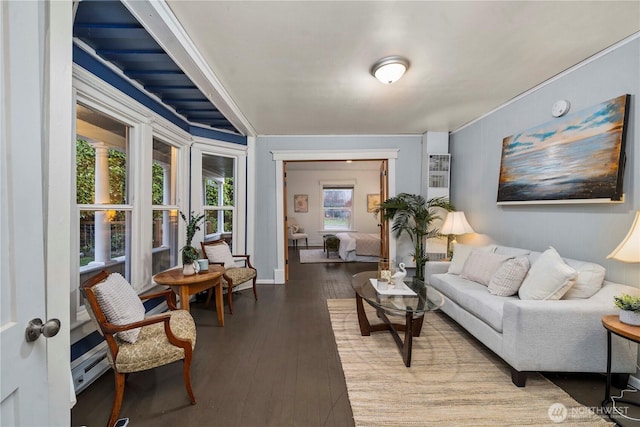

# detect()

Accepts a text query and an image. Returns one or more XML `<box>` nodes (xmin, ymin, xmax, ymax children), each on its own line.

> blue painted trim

<box><xmin>73</xmin><ymin>44</ymin><xmax>248</xmax><ymax>146</ymax></box>
<box><xmin>190</xmin><ymin>124</ymin><xmax>247</xmax><ymax>145</ymax></box>
<box><xmin>71</xmin><ymin>296</ymin><xmax>167</xmax><ymax>362</ymax></box>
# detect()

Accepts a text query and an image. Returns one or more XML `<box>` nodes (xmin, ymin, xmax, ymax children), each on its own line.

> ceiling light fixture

<box><xmin>371</xmin><ymin>56</ymin><xmax>410</xmax><ymax>84</ymax></box>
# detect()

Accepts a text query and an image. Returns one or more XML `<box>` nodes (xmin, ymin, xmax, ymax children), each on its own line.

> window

<box><xmin>323</xmin><ymin>187</ymin><xmax>353</xmax><ymax>230</ymax></box>
<box><xmin>76</xmin><ymin>103</ymin><xmax>131</xmax><ymax>293</ymax></box>
<box><xmin>152</xmin><ymin>138</ymin><xmax>179</xmax><ymax>274</ymax></box>
<box><xmin>203</xmin><ymin>154</ymin><xmax>235</xmax><ymax>246</ymax></box>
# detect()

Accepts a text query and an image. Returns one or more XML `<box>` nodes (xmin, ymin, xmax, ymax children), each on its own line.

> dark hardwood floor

<box><xmin>72</xmin><ymin>248</ymin><xmax>633</xmax><ymax>426</ymax></box>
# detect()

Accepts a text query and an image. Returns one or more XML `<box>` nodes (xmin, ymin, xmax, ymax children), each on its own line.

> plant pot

<box><xmin>183</xmin><ymin>262</ymin><xmax>196</xmax><ymax>276</ymax></box>
<box><xmin>619</xmin><ymin>310</ymin><xmax>640</xmax><ymax>326</ymax></box>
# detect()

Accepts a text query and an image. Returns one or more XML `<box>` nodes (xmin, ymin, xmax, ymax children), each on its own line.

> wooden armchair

<box><xmin>81</xmin><ymin>270</ymin><xmax>196</xmax><ymax>427</ymax></box>
<box><xmin>201</xmin><ymin>239</ymin><xmax>257</xmax><ymax>314</ymax></box>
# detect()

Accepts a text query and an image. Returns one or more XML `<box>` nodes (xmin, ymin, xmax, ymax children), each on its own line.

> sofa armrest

<box><xmin>501</xmin><ymin>283</ymin><xmax>639</xmax><ymax>373</ymax></box>
<box><xmin>425</xmin><ymin>261</ymin><xmax>450</xmax><ymax>283</ymax></box>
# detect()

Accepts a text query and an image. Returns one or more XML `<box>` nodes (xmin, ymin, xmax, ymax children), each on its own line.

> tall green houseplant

<box><xmin>376</xmin><ymin>194</ymin><xmax>454</xmax><ymax>280</ymax></box>
<box><xmin>180</xmin><ymin>211</ymin><xmax>205</xmax><ymax>265</ymax></box>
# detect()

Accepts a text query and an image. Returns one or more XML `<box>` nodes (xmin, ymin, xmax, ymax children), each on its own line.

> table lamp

<box><xmin>607</xmin><ymin>210</ymin><xmax>640</xmax><ymax>263</ymax></box>
<box><xmin>441</xmin><ymin>211</ymin><xmax>475</xmax><ymax>257</ymax></box>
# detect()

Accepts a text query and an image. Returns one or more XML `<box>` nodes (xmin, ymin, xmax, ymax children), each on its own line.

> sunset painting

<box><xmin>497</xmin><ymin>94</ymin><xmax>630</xmax><ymax>204</ymax></box>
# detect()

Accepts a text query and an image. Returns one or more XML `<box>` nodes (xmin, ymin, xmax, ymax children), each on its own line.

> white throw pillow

<box><xmin>518</xmin><ymin>247</ymin><xmax>578</xmax><ymax>300</ymax></box>
<box><xmin>448</xmin><ymin>243</ymin><xmax>495</xmax><ymax>275</ymax></box>
<box><xmin>460</xmin><ymin>251</ymin><xmax>514</xmax><ymax>286</ymax></box>
<box><xmin>488</xmin><ymin>257</ymin><xmax>530</xmax><ymax>296</ymax></box>
<box><xmin>561</xmin><ymin>259</ymin><xmax>606</xmax><ymax>299</ymax></box>
<box><xmin>204</xmin><ymin>242</ymin><xmax>237</xmax><ymax>269</ymax></box>
<box><xmin>94</xmin><ymin>273</ymin><xmax>145</xmax><ymax>343</ymax></box>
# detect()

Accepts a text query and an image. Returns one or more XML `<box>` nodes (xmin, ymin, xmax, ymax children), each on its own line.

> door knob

<box><xmin>25</xmin><ymin>318</ymin><xmax>61</xmax><ymax>342</ymax></box>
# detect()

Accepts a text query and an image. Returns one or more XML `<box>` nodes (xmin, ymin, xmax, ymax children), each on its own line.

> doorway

<box><xmin>272</xmin><ymin>149</ymin><xmax>398</xmax><ymax>283</ymax></box>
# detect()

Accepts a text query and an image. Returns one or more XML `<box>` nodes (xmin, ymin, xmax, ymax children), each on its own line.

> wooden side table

<box><xmin>601</xmin><ymin>314</ymin><xmax>640</xmax><ymax>423</ymax></box>
<box><xmin>153</xmin><ymin>266</ymin><xmax>224</xmax><ymax>326</ymax></box>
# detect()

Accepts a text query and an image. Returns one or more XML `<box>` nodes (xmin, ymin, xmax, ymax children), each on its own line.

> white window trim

<box><xmin>320</xmin><ymin>183</ymin><xmax>356</xmax><ymax>232</ymax></box>
<box><xmin>72</xmin><ymin>66</ymin><xmax>192</xmax><ymax>328</ymax></box>
<box><xmin>191</xmin><ymin>139</ymin><xmax>248</xmax><ymax>255</ymax></box>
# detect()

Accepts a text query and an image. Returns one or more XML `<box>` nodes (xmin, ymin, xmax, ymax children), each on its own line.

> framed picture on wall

<box><xmin>366</xmin><ymin>194</ymin><xmax>380</xmax><ymax>213</ymax></box>
<box><xmin>294</xmin><ymin>194</ymin><xmax>308</xmax><ymax>213</ymax></box>
<box><xmin>497</xmin><ymin>94</ymin><xmax>630</xmax><ymax>204</ymax></box>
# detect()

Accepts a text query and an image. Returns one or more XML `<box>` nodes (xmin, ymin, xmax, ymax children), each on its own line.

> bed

<box><xmin>335</xmin><ymin>232</ymin><xmax>381</xmax><ymax>261</ymax></box>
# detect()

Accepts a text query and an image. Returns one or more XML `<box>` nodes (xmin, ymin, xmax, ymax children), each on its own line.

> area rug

<box><xmin>299</xmin><ymin>249</ymin><xmax>378</xmax><ymax>264</ymax></box>
<box><xmin>327</xmin><ymin>299</ymin><xmax>611</xmax><ymax>426</ymax></box>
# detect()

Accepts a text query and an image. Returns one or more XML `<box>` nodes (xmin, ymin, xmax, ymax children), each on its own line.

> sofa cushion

<box><xmin>494</xmin><ymin>245</ymin><xmax>532</xmax><ymax>258</ymax></box>
<box><xmin>561</xmin><ymin>259</ymin><xmax>606</xmax><ymax>299</ymax></box>
<box><xmin>488</xmin><ymin>257</ymin><xmax>530</xmax><ymax>296</ymax></box>
<box><xmin>430</xmin><ymin>273</ymin><xmax>515</xmax><ymax>333</ymax></box>
<box><xmin>448</xmin><ymin>243</ymin><xmax>495</xmax><ymax>275</ymax></box>
<box><xmin>518</xmin><ymin>247</ymin><xmax>578</xmax><ymax>300</ymax></box>
<box><xmin>460</xmin><ymin>251</ymin><xmax>513</xmax><ymax>286</ymax></box>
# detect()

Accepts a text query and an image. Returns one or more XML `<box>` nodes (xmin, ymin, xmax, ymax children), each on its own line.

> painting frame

<box><xmin>294</xmin><ymin>194</ymin><xmax>308</xmax><ymax>213</ymax></box>
<box><xmin>497</xmin><ymin>94</ymin><xmax>630</xmax><ymax>205</ymax></box>
<box><xmin>367</xmin><ymin>194</ymin><xmax>380</xmax><ymax>213</ymax></box>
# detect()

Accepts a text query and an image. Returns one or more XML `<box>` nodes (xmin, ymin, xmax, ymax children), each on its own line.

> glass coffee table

<box><xmin>351</xmin><ymin>271</ymin><xmax>444</xmax><ymax>367</ymax></box>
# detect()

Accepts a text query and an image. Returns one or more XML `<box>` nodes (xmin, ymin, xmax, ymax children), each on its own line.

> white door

<box><xmin>0</xmin><ymin>2</ymin><xmax>71</xmax><ymax>426</ymax></box>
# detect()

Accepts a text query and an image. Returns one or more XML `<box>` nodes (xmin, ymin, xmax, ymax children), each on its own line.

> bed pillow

<box><xmin>448</xmin><ymin>243</ymin><xmax>495</xmax><ymax>275</ymax></box>
<box><xmin>204</xmin><ymin>242</ymin><xmax>237</xmax><ymax>269</ymax></box>
<box><xmin>460</xmin><ymin>251</ymin><xmax>514</xmax><ymax>286</ymax></box>
<box><xmin>518</xmin><ymin>247</ymin><xmax>578</xmax><ymax>300</ymax></box>
<box><xmin>94</xmin><ymin>273</ymin><xmax>145</xmax><ymax>343</ymax></box>
<box><xmin>488</xmin><ymin>257</ymin><xmax>530</xmax><ymax>296</ymax></box>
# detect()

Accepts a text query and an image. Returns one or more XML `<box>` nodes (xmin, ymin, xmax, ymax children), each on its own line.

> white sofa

<box><xmin>425</xmin><ymin>244</ymin><xmax>639</xmax><ymax>387</ymax></box>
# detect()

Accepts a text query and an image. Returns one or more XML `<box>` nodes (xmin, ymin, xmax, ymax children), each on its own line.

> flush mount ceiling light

<box><xmin>371</xmin><ymin>56</ymin><xmax>410</xmax><ymax>84</ymax></box>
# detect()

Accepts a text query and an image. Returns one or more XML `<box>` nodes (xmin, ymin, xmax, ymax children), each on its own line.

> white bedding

<box><xmin>335</xmin><ymin>232</ymin><xmax>381</xmax><ymax>261</ymax></box>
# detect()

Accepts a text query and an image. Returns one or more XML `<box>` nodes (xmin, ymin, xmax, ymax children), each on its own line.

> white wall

<box><xmin>287</xmin><ymin>165</ymin><xmax>380</xmax><ymax>246</ymax></box>
<box><xmin>450</xmin><ymin>37</ymin><xmax>640</xmax><ymax>287</ymax></box>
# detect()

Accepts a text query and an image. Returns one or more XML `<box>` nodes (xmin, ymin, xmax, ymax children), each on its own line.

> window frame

<box><xmin>320</xmin><ymin>181</ymin><xmax>356</xmax><ymax>232</ymax></box>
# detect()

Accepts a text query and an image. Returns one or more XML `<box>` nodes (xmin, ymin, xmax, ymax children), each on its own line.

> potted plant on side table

<box><xmin>614</xmin><ymin>293</ymin><xmax>640</xmax><ymax>326</ymax></box>
<box><xmin>376</xmin><ymin>194</ymin><xmax>454</xmax><ymax>281</ymax></box>
<box><xmin>180</xmin><ymin>211</ymin><xmax>205</xmax><ymax>276</ymax></box>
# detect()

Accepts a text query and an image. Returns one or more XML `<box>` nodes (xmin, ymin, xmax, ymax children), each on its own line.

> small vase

<box><xmin>619</xmin><ymin>310</ymin><xmax>640</xmax><ymax>326</ymax></box>
<box><xmin>183</xmin><ymin>262</ymin><xmax>196</xmax><ymax>276</ymax></box>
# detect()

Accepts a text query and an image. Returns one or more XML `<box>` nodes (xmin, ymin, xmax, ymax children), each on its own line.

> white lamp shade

<box><xmin>607</xmin><ymin>210</ymin><xmax>640</xmax><ymax>263</ymax></box>
<box><xmin>441</xmin><ymin>211</ymin><xmax>474</xmax><ymax>235</ymax></box>
<box><xmin>371</xmin><ymin>56</ymin><xmax>409</xmax><ymax>84</ymax></box>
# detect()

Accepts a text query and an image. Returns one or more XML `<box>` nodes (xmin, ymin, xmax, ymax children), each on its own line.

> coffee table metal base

<box><xmin>355</xmin><ymin>292</ymin><xmax>425</xmax><ymax>367</ymax></box>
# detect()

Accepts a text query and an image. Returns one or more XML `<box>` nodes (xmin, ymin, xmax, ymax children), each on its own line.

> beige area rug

<box><xmin>327</xmin><ymin>299</ymin><xmax>612</xmax><ymax>426</ymax></box>
<box><xmin>299</xmin><ymin>249</ymin><xmax>378</xmax><ymax>264</ymax></box>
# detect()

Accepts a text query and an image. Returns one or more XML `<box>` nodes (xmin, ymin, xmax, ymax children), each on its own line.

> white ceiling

<box><xmin>165</xmin><ymin>1</ymin><xmax>640</xmax><ymax>136</ymax></box>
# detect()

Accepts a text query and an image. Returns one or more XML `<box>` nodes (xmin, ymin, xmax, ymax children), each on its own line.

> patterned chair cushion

<box><xmin>221</xmin><ymin>267</ymin><xmax>256</xmax><ymax>288</ymax></box>
<box><xmin>115</xmin><ymin>309</ymin><xmax>196</xmax><ymax>373</ymax></box>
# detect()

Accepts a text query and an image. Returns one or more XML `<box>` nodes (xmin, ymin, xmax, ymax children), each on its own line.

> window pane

<box><xmin>203</xmin><ymin>154</ymin><xmax>234</xmax><ymax>245</ymax></box>
<box><xmin>79</xmin><ymin>209</ymin><xmax>130</xmax><ymax>277</ymax></box>
<box><xmin>323</xmin><ymin>188</ymin><xmax>353</xmax><ymax>230</ymax></box>
<box><xmin>76</xmin><ymin>104</ymin><xmax>128</xmax><ymax>205</ymax></box>
<box><xmin>152</xmin><ymin>209</ymin><xmax>178</xmax><ymax>274</ymax></box>
<box><xmin>153</xmin><ymin>139</ymin><xmax>175</xmax><ymax>205</ymax></box>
